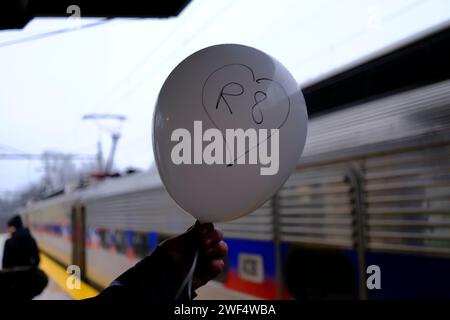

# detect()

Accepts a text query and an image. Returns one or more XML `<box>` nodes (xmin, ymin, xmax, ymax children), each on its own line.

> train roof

<box><xmin>80</xmin><ymin>169</ymin><xmax>163</xmax><ymax>201</ymax></box>
<box><xmin>301</xmin><ymin>79</ymin><xmax>450</xmax><ymax>166</ymax></box>
<box><xmin>25</xmin><ymin>169</ymin><xmax>164</xmax><ymax>210</ymax></box>
<box><xmin>303</xmin><ymin>25</ymin><xmax>450</xmax><ymax>116</ymax></box>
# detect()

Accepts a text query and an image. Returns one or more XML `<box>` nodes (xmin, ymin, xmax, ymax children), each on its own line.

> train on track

<box><xmin>23</xmin><ymin>28</ymin><xmax>450</xmax><ymax>299</ymax></box>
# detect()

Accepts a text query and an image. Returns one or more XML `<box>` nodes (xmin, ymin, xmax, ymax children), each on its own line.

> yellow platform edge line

<box><xmin>39</xmin><ymin>253</ymin><xmax>99</xmax><ymax>300</ymax></box>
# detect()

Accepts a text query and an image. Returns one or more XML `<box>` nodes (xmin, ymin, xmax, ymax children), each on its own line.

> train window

<box><xmin>52</xmin><ymin>224</ymin><xmax>62</xmax><ymax>236</ymax></box>
<box><xmin>284</xmin><ymin>246</ymin><xmax>357</xmax><ymax>300</ymax></box>
<box><xmin>132</xmin><ymin>232</ymin><xmax>150</xmax><ymax>258</ymax></box>
<box><xmin>98</xmin><ymin>229</ymin><xmax>110</xmax><ymax>250</ymax></box>
<box><xmin>88</xmin><ymin>227</ymin><xmax>101</xmax><ymax>248</ymax></box>
<box><xmin>114</xmin><ymin>230</ymin><xmax>127</xmax><ymax>254</ymax></box>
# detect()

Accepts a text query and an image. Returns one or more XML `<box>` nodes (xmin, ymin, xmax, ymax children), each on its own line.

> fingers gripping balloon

<box><xmin>152</xmin><ymin>44</ymin><xmax>308</xmax><ymax>299</ymax></box>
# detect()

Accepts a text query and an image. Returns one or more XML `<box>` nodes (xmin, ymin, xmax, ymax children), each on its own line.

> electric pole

<box><xmin>82</xmin><ymin>113</ymin><xmax>127</xmax><ymax>174</ymax></box>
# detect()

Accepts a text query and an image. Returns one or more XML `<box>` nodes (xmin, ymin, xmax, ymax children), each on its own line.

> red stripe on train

<box><xmin>224</xmin><ymin>272</ymin><xmax>277</xmax><ymax>299</ymax></box>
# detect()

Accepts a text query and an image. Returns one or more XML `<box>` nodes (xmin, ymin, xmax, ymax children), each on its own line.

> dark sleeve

<box><xmin>91</xmin><ymin>244</ymin><xmax>193</xmax><ymax>301</ymax></box>
<box><xmin>30</xmin><ymin>238</ymin><xmax>40</xmax><ymax>267</ymax></box>
<box><xmin>2</xmin><ymin>239</ymin><xmax>12</xmax><ymax>269</ymax></box>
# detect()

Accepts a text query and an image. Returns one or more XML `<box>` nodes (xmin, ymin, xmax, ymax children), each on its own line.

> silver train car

<box><xmin>24</xmin><ymin>79</ymin><xmax>450</xmax><ymax>299</ymax></box>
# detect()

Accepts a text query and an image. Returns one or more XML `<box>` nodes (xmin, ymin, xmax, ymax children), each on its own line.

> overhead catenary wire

<box><xmin>105</xmin><ymin>0</ymin><xmax>238</xmax><ymax>113</ymax></box>
<box><xmin>94</xmin><ymin>0</ymin><xmax>206</xmax><ymax>115</ymax></box>
<box><xmin>0</xmin><ymin>143</ymin><xmax>27</xmax><ymax>154</ymax></box>
<box><xmin>80</xmin><ymin>0</ymin><xmax>238</xmax><ymax>170</ymax></box>
<box><xmin>96</xmin><ymin>1</ymin><xmax>204</xmax><ymax>114</ymax></box>
<box><xmin>44</xmin><ymin>1</ymin><xmax>203</xmax><ymax>154</ymax></box>
<box><xmin>60</xmin><ymin>0</ymin><xmax>218</xmax><ymax>161</ymax></box>
<box><xmin>0</xmin><ymin>153</ymin><xmax>96</xmax><ymax>160</ymax></box>
<box><xmin>0</xmin><ymin>18</ymin><xmax>111</xmax><ymax>48</ymax></box>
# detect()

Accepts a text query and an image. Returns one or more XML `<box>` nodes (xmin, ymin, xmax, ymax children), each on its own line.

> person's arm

<box><xmin>92</xmin><ymin>222</ymin><xmax>227</xmax><ymax>301</ymax></box>
<box><xmin>30</xmin><ymin>238</ymin><xmax>40</xmax><ymax>267</ymax></box>
<box><xmin>2</xmin><ymin>239</ymin><xmax>11</xmax><ymax>269</ymax></box>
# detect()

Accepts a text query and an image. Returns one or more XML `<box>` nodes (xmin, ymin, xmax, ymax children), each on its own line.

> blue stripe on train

<box><xmin>126</xmin><ymin>231</ymin><xmax>134</xmax><ymax>248</ymax></box>
<box><xmin>366</xmin><ymin>251</ymin><xmax>450</xmax><ymax>299</ymax></box>
<box><xmin>124</xmin><ymin>231</ymin><xmax>158</xmax><ymax>253</ymax></box>
<box><xmin>52</xmin><ymin>224</ymin><xmax>62</xmax><ymax>236</ymax></box>
<box><xmin>148</xmin><ymin>232</ymin><xmax>158</xmax><ymax>251</ymax></box>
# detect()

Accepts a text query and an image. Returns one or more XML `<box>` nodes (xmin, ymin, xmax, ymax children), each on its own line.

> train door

<box><xmin>279</xmin><ymin>163</ymin><xmax>365</xmax><ymax>299</ymax></box>
<box><xmin>71</xmin><ymin>203</ymin><xmax>86</xmax><ymax>279</ymax></box>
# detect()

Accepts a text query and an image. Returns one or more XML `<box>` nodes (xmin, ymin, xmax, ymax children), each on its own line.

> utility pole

<box><xmin>105</xmin><ymin>132</ymin><xmax>119</xmax><ymax>174</ymax></box>
<box><xmin>82</xmin><ymin>113</ymin><xmax>127</xmax><ymax>174</ymax></box>
<box><xmin>96</xmin><ymin>137</ymin><xmax>104</xmax><ymax>173</ymax></box>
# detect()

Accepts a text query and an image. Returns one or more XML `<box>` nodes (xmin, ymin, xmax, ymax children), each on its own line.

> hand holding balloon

<box><xmin>161</xmin><ymin>222</ymin><xmax>227</xmax><ymax>292</ymax></box>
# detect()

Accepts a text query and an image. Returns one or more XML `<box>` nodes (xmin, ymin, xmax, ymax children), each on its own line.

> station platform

<box><xmin>37</xmin><ymin>252</ymin><xmax>99</xmax><ymax>300</ymax></box>
<box><xmin>34</xmin><ymin>276</ymin><xmax>72</xmax><ymax>300</ymax></box>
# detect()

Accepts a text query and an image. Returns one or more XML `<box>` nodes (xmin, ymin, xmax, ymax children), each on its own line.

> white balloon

<box><xmin>153</xmin><ymin>44</ymin><xmax>308</xmax><ymax>223</ymax></box>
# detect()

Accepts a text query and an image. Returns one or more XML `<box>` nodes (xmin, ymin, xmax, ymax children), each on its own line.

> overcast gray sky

<box><xmin>1</xmin><ymin>0</ymin><xmax>450</xmax><ymax>194</ymax></box>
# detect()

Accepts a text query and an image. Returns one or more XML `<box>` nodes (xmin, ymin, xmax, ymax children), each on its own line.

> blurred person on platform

<box><xmin>0</xmin><ymin>215</ymin><xmax>47</xmax><ymax>299</ymax></box>
<box><xmin>2</xmin><ymin>215</ymin><xmax>40</xmax><ymax>269</ymax></box>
